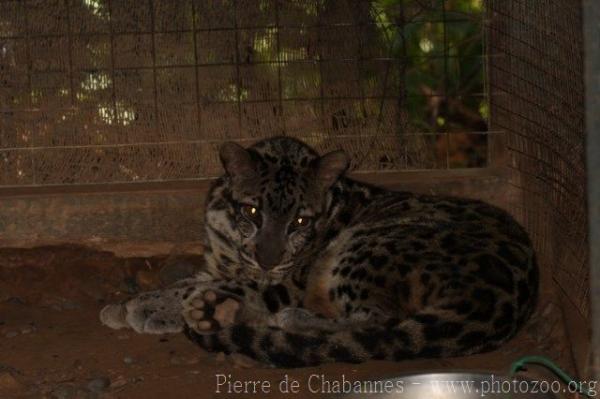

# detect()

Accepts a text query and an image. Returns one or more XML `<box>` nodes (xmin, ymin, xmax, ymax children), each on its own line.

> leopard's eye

<box><xmin>294</xmin><ymin>216</ymin><xmax>312</xmax><ymax>228</ymax></box>
<box><xmin>240</xmin><ymin>204</ymin><xmax>260</xmax><ymax>221</ymax></box>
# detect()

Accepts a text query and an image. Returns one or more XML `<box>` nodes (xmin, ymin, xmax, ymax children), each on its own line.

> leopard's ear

<box><xmin>314</xmin><ymin>150</ymin><xmax>349</xmax><ymax>188</ymax></box>
<box><xmin>219</xmin><ymin>142</ymin><xmax>256</xmax><ymax>179</ymax></box>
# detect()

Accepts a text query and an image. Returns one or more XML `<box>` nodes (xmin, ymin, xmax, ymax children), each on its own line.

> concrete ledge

<box><xmin>0</xmin><ymin>168</ymin><xmax>509</xmax><ymax>256</ymax></box>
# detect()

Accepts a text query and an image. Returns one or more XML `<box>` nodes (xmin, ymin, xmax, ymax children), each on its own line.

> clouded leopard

<box><xmin>100</xmin><ymin>136</ymin><xmax>538</xmax><ymax>367</ymax></box>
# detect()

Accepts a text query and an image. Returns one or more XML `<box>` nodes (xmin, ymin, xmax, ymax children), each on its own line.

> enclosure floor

<box><xmin>0</xmin><ymin>246</ymin><xmax>574</xmax><ymax>399</ymax></box>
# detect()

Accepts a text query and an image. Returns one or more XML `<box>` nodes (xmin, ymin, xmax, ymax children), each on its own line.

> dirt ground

<box><xmin>0</xmin><ymin>245</ymin><xmax>576</xmax><ymax>398</ymax></box>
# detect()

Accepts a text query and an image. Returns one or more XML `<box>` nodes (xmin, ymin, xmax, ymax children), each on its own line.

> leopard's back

<box><xmin>300</xmin><ymin>183</ymin><xmax>538</xmax><ymax>357</ymax></box>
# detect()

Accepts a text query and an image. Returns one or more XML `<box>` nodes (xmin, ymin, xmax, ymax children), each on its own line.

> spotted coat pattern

<box><xmin>100</xmin><ymin>137</ymin><xmax>538</xmax><ymax>368</ymax></box>
<box><xmin>183</xmin><ymin>137</ymin><xmax>538</xmax><ymax>367</ymax></box>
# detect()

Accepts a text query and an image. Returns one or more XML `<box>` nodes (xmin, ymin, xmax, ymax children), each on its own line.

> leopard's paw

<box><xmin>100</xmin><ymin>296</ymin><xmax>184</xmax><ymax>334</ymax></box>
<box><xmin>100</xmin><ymin>303</ymin><xmax>129</xmax><ymax>330</ymax></box>
<box><xmin>183</xmin><ymin>289</ymin><xmax>241</xmax><ymax>333</ymax></box>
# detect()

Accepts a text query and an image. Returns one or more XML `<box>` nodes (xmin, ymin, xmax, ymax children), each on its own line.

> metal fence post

<box><xmin>584</xmin><ymin>0</ymin><xmax>600</xmax><ymax>381</ymax></box>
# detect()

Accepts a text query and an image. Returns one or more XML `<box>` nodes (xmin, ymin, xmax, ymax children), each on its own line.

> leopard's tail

<box><xmin>186</xmin><ymin>240</ymin><xmax>538</xmax><ymax>367</ymax></box>
<box><xmin>183</xmin><ymin>306</ymin><xmax>524</xmax><ymax>368</ymax></box>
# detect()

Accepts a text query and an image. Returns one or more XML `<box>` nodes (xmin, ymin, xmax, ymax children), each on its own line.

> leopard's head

<box><xmin>205</xmin><ymin>137</ymin><xmax>349</xmax><ymax>283</ymax></box>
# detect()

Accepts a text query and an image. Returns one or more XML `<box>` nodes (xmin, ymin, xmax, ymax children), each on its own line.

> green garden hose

<box><xmin>509</xmin><ymin>355</ymin><xmax>594</xmax><ymax>398</ymax></box>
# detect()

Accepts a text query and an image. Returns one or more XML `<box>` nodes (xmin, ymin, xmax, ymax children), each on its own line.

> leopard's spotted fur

<box><xmin>101</xmin><ymin>137</ymin><xmax>538</xmax><ymax>368</ymax></box>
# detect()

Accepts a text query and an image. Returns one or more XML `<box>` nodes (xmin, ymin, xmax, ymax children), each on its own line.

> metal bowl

<box><xmin>338</xmin><ymin>372</ymin><xmax>558</xmax><ymax>398</ymax></box>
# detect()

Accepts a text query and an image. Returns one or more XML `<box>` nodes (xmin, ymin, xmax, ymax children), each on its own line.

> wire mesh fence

<box><xmin>487</xmin><ymin>0</ymin><xmax>588</xmax><ymax>365</ymax></box>
<box><xmin>0</xmin><ymin>0</ymin><xmax>489</xmax><ymax>187</ymax></box>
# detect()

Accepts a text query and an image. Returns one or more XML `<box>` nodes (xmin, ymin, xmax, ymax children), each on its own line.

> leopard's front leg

<box><xmin>101</xmin><ymin>286</ymin><xmax>189</xmax><ymax>334</ymax></box>
<box><xmin>100</xmin><ymin>275</ymin><xmax>214</xmax><ymax>334</ymax></box>
<box><xmin>182</xmin><ymin>281</ymin><xmax>353</xmax><ymax>334</ymax></box>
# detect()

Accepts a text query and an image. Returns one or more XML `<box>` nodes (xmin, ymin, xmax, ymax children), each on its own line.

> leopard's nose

<box><xmin>256</xmin><ymin>245</ymin><xmax>284</xmax><ymax>270</ymax></box>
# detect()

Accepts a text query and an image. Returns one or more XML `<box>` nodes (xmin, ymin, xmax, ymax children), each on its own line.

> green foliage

<box><xmin>0</xmin><ymin>0</ymin><xmax>488</xmax><ymax>172</ymax></box>
<box><xmin>372</xmin><ymin>0</ymin><xmax>488</xmax><ymax>167</ymax></box>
